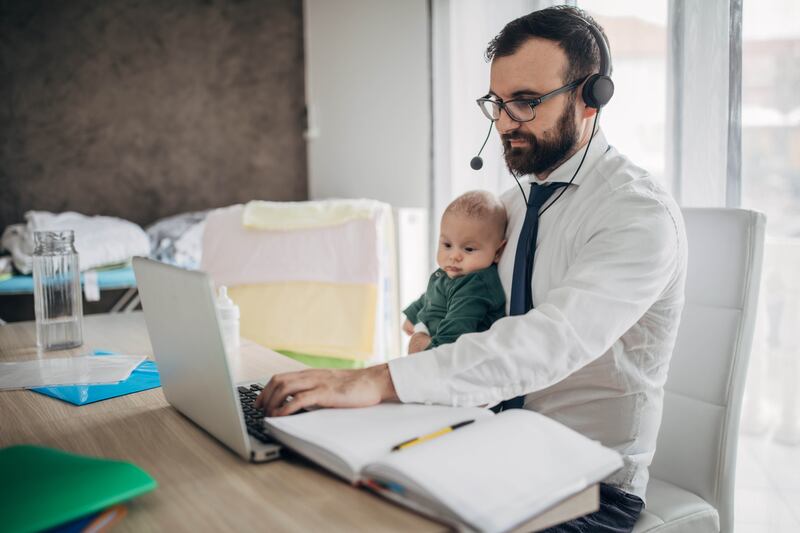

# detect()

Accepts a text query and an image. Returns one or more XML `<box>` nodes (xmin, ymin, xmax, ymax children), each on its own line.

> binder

<box><xmin>0</xmin><ymin>445</ymin><xmax>156</xmax><ymax>533</ymax></box>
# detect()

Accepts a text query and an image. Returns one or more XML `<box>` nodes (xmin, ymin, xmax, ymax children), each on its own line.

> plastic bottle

<box><xmin>216</xmin><ymin>285</ymin><xmax>240</xmax><ymax>355</ymax></box>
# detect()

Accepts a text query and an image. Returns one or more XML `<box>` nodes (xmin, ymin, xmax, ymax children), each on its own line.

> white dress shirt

<box><xmin>389</xmin><ymin>129</ymin><xmax>687</xmax><ymax>500</ymax></box>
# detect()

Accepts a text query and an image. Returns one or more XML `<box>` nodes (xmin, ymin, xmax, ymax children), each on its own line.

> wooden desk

<box><xmin>0</xmin><ymin>313</ymin><xmax>597</xmax><ymax>531</ymax></box>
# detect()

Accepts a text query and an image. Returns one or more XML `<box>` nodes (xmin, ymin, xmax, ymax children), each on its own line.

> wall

<box><xmin>303</xmin><ymin>0</ymin><xmax>431</xmax><ymax>209</ymax></box>
<box><xmin>0</xmin><ymin>0</ymin><xmax>307</xmax><ymax>230</ymax></box>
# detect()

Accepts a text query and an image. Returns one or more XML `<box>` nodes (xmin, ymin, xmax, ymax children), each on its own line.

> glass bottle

<box><xmin>32</xmin><ymin>230</ymin><xmax>83</xmax><ymax>350</ymax></box>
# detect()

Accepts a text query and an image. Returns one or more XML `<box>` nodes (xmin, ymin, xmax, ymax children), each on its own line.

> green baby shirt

<box><xmin>403</xmin><ymin>264</ymin><xmax>506</xmax><ymax>349</ymax></box>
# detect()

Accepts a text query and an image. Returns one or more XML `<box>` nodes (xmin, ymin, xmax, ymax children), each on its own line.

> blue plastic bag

<box><xmin>32</xmin><ymin>351</ymin><xmax>160</xmax><ymax>405</ymax></box>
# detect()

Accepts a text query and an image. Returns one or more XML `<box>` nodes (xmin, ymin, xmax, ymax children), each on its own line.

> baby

<box><xmin>403</xmin><ymin>190</ymin><xmax>507</xmax><ymax>353</ymax></box>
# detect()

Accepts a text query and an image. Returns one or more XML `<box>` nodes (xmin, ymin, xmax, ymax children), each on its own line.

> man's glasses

<box><xmin>476</xmin><ymin>77</ymin><xmax>586</xmax><ymax>123</ymax></box>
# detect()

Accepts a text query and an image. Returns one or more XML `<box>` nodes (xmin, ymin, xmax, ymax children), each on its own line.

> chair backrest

<box><xmin>650</xmin><ymin>208</ymin><xmax>765</xmax><ymax>533</ymax></box>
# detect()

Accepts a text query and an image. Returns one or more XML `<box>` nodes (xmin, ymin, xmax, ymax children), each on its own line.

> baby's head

<box><xmin>438</xmin><ymin>190</ymin><xmax>507</xmax><ymax>278</ymax></box>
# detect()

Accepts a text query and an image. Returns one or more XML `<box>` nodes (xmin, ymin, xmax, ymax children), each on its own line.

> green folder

<box><xmin>0</xmin><ymin>445</ymin><xmax>157</xmax><ymax>533</ymax></box>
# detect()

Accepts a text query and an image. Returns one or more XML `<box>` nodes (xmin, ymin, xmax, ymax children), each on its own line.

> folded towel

<box><xmin>203</xmin><ymin>204</ymin><xmax>380</xmax><ymax>286</ymax></box>
<box><xmin>230</xmin><ymin>282</ymin><xmax>377</xmax><ymax>360</ymax></box>
<box><xmin>1</xmin><ymin>211</ymin><xmax>150</xmax><ymax>274</ymax></box>
<box><xmin>202</xmin><ymin>200</ymin><xmax>399</xmax><ymax>363</ymax></box>
<box><xmin>242</xmin><ymin>199</ymin><xmax>385</xmax><ymax>230</ymax></box>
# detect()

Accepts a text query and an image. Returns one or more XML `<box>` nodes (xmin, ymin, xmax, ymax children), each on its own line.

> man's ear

<box><xmin>576</xmin><ymin>80</ymin><xmax>599</xmax><ymax>120</ymax></box>
<box><xmin>494</xmin><ymin>239</ymin><xmax>508</xmax><ymax>262</ymax></box>
<box><xmin>582</xmin><ymin>105</ymin><xmax>598</xmax><ymax>119</ymax></box>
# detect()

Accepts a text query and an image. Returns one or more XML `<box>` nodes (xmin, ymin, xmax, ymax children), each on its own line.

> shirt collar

<box><xmin>527</xmin><ymin>128</ymin><xmax>609</xmax><ymax>187</ymax></box>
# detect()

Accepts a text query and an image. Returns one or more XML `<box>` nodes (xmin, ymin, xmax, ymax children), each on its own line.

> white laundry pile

<box><xmin>0</xmin><ymin>211</ymin><xmax>151</xmax><ymax>274</ymax></box>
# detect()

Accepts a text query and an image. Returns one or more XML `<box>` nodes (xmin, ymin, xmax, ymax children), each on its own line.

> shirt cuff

<box><xmin>413</xmin><ymin>322</ymin><xmax>430</xmax><ymax>335</ymax></box>
<box><xmin>388</xmin><ymin>351</ymin><xmax>449</xmax><ymax>405</ymax></box>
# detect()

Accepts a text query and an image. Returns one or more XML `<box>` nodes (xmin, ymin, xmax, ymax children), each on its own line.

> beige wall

<box><xmin>304</xmin><ymin>0</ymin><xmax>431</xmax><ymax>209</ymax></box>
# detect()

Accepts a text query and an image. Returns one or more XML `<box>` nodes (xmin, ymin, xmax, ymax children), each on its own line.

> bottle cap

<box><xmin>217</xmin><ymin>286</ymin><xmax>240</xmax><ymax>320</ymax></box>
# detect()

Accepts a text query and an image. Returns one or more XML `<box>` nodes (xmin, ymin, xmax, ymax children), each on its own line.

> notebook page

<box><xmin>265</xmin><ymin>404</ymin><xmax>492</xmax><ymax>483</ymax></box>
<box><xmin>363</xmin><ymin>409</ymin><xmax>623</xmax><ymax>533</ymax></box>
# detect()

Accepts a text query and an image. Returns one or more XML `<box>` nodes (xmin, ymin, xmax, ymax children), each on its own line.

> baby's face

<box><xmin>437</xmin><ymin>212</ymin><xmax>505</xmax><ymax>278</ymax></box>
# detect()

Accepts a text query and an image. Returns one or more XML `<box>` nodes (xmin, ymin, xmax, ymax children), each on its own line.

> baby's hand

<box><xmin>402</xmin><ymin>319</ymin><xmax>415</xmax><ymax>336</ymax></box>
<box><xmin>408</xmin><ymin>332</ymin><xmax>432</xmax><ymax>354</ymax></box>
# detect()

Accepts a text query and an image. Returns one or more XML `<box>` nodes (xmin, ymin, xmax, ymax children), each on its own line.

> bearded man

<box><xmin>256</xmin><ymin>6</ymin><xmax>687</xmax><ymax>532</ymax></box>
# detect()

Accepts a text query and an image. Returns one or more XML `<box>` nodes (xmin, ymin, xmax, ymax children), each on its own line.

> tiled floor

<box><xmin>734</xmin><ymin>432</ymin><xmax>800</xmax><ymax>531</ymax></box>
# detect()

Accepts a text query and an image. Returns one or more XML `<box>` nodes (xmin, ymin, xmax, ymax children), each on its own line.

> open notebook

<box><xmin>265</xmin><ymin>404</ymin><xmax>622</xmax><ymax>533</ymax></box>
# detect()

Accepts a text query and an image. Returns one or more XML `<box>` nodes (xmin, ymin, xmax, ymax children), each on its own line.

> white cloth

<box><xmin>388</xmin><ymin>130</ymin><xmax>688</xmax><ymax>500</ymax></box>
<box><xmin>1</xmin><ymin>211</ymin><xmax>150</xmax><ymax>274</ymax></box>
<box><xmin>202</xmin><ymin>204</ymin><xmax>382</xmax><ymax>287</ymax></box>
<box><xmin>145</xmin><ymin>210</ymin><xmax>208</xmax><ymax>269</ymax></box>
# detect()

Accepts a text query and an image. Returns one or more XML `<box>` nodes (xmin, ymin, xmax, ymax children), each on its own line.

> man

<box><xmin>256</xmin><ymin>6</ymin><xmax>687</xmax><ymax>532</ymax></box>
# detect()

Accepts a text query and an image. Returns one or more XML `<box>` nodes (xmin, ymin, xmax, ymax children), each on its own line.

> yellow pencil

<box><xmin>391</xmin><ymin>419</ymin><xmax>475</xmax><ymax>451</ymax></box>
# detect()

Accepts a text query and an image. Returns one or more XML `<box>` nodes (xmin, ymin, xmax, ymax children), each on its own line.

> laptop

<box><xmin>132</xmin><ymin>256</ymin><xmax>281</xmax><ymax>462</ymax></box>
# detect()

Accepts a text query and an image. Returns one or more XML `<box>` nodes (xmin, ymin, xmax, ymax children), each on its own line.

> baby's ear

<box><xmin>494</xmin><ymin>240</ymin><xmax>508</xmax><ymax>262</ymax></box>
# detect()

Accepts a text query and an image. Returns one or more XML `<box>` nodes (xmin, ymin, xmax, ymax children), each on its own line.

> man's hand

<box><xmin>408</xmin><ymin>332</ymin><xmax>432</xmax><ymax>354</ymax></box>
<box><xmin>254</xmin><ymin>364</ymin><xmax>399</xmax><ymax>416</ymax></box>
<box><xmin>402</xmin><ymin>319</ymin><xmax>415</xmax><ymax>336</ymax></box>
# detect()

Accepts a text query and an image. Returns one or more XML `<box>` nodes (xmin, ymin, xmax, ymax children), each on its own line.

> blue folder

<box><xmin>32</xmin><ymin>351</ymin><xmax>161</xmax><ymax>405</ymax></box>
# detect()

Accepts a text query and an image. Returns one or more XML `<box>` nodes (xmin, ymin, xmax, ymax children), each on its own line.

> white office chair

<box><xmin>633</xmin><ymin>208</ymin><xmax>766</xmax><ymax>533</ymax></box>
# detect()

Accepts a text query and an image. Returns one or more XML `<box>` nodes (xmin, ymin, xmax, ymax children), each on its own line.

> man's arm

<box><xmin>388</xmin><ymin>195</ymin><xmax>685</xmax><ymax>407</ymax></box>
<box><xmin>254</xmin><ymin>364</ymin><xmax>398</xmax><ymax>416</ymax></box>
<box><xmin>257</xmin><ymin>194</ymin><xmax>684</xmax><ymax>415</ymax></box>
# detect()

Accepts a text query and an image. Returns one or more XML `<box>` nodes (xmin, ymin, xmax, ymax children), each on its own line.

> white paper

<box><xmin>363</xmin><ymin>409</ymin><xmax>624</xmax><ymax>533</ymax></box>
<box><xmin>264</xmin><ymin>404</ymin><xmax>493</xmax><ymax>482</ymax></box>
<box><xmin>0</xmin><ymin>355</ymin><xmax>146</xmax><ymax>390</ymax></box>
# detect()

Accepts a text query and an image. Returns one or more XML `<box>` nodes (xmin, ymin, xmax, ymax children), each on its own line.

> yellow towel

<box><xmin>229</xmin><ymin>282</ymin><xmax>377</xmax><ymax>361</ymax></box>
<box><xmin>242</xmin><ymin>199</ymin><xmax>384</xmax><ymax>231</ymax></box>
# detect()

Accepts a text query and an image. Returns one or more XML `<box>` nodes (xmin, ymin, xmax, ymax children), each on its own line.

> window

<box><xmin>580</xmin><ymin>1</ymin><xmax>670</xmax><ymax>188</ymax></box>
<box><xmin>740</xmin><ymin>0</ymin><xmax>800</xmax><ymax>443</ymax></box>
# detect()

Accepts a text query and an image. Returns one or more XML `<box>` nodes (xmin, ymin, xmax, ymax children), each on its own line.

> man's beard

<box><xmin>502</xmin><ymin>98</ymin><xmax>579</xmax><ymax>178</ymax></box>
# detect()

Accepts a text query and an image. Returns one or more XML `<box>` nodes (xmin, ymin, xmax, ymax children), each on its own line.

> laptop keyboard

<box><xmin>237</xmin><ymin>384</ymin><xmax>274</xmax><ymax>444</ymax></box>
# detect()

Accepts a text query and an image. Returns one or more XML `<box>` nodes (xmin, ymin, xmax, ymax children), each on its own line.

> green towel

<box><xmin>276</xmin><ymin>349</ymin><xmax>366</xmax><ymax>369</ymax></box>
<box><xmin>0</xmin><ymin>445</ymin><xmax>157</xmax><ymax>533</ymax></box>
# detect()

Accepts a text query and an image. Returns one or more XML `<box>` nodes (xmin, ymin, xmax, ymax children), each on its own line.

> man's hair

<box><xmin>485</xmin><ymin>6</ymin><xmax>610</xmax><ymax>85</ymax></box>
<box><xmin>444</xmin><ymin>190</ymin><xmax>507</xmax><ymax>240</ymax></box>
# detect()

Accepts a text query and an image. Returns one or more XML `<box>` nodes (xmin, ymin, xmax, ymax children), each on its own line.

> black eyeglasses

<box><xmin>476</xmin><ymin>77</ymin><xmax>586</xmax><ymax>123</ymax></box>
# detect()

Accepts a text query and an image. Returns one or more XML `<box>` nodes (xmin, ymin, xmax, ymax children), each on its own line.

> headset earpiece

<box><xmin>582</xmin><ymin>73</ymin><xmax>614</xmax><ymax>109</ymax></box>
<box><xmin>581</xmin><ymin>21</ymin><xmax>614</xmax><ymax>109</ymax></box>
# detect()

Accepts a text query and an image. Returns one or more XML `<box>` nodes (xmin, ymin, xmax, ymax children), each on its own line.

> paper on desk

<box><xmin>0</xmin><ymin>355</ymin><xmax>146</xmax><ymax>390</ymax></box>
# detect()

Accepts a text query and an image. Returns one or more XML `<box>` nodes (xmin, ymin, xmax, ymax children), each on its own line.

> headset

<box><xmin>471</xmin><ymin>11</ymin><xmax>614</xmax><ymax>211</ymax></box>
<box><xmin>580</xmin><ymin>20</ymin><xmax>614</xmax><ymax>109</ymax></box>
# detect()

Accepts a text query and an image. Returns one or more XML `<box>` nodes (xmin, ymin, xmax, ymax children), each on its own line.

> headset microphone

<box><xmin>470</xmin><ymin>121</ymin><xmax>494</xmax><ymax>170</ymax></box>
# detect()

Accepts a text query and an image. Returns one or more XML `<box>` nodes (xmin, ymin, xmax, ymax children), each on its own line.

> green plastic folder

<box><xmin>0</xmin><ymin>445</ymin><xmax>157</xmax><ymax>533</ymax></box>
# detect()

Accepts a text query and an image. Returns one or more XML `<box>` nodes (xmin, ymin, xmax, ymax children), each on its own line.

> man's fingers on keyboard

<box><xmin>257</xmin><ymin>372</ymin><xmax>304</xmax><ymax>413</ymax></box>
<box><xmin>274</xmin><ymin>390</ymin><xmax>319</xmax><ymax>416</ymax></box>
<box><xmin>266</xmin><ymin>376</ymin><xmax>316</xmax><ymax>415</ymax></box>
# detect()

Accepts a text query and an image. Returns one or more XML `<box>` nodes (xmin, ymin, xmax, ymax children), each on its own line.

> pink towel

<box><xmin>201</xmin><ymin>204</ymin><xmax>381</xmax><ymax>288</ymax></box>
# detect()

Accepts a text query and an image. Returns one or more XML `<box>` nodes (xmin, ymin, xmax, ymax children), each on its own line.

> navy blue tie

<box><xmin>495</xmin><ymin>181</ymin><xmax>569</xmax><ymax>412</ymax></box>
